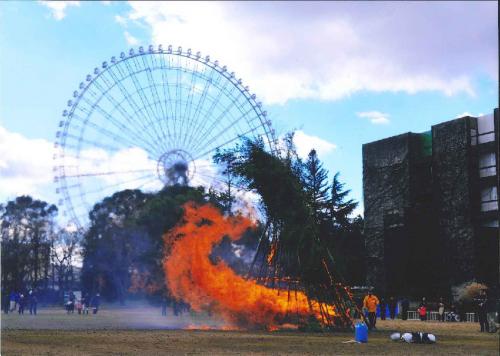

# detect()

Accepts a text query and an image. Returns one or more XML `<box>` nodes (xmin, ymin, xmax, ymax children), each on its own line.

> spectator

<box><xmin>401</xmin><ymin>297</ymin><xmax>410</xmax><ymax>321</ymax></box>
<box><xmin>92</xmin><ymin>293</ymin><xmax>101</xmax><ymax>314</ymax></box>
<box><xmin>418</xmin><ymin>304</ymin><xmax>427</xmax><ymax>321</ymax></box>
<box><xmin>10</xmin><ymin>291</ymin><xmax>18</xmax><ymax>312</ymax></box>
<box><xmin>388</xmin><ymin>296</ymin><xmax>397</xmax><ymax>320</ymax></box>
<box><xmin>379</xmin><ymin>297</ymin><xmax>387</xmax><ymax>320</ymax></box>
<box><xmin>18</xmin><ymin>293</ymin><xmax>25</xmax><ymax>315</ymax></box>
<box><xmin>82</xmin><ymin>293</ymin><xmax>90</xmax><ymax>315</ymax></box>
<box><xmin>438</xmin><ymin>297</ymin><xmax>445</xmax><ymax>322</ymax></box>
<box><xmin>363</xmin><ymin>290</ymin><xmax>380</xmax><ymax>330</ymax></box>
<box><xmin>475</xmin><ymin>289</ymin><xmax>489</xmax><ymax>332</ymax></box>
<box><xmin>161</xmin><ymin>296</ymin><xmax>168</xmax><ymax>317</ymax></box>
<box><xmin>2</xmin><ymin>290</ymin><xmax>10</xmax><ymax>314</ymax></box>
<box><xmin>29</xmin><ymin>290</ymin><xmax>38</xmax><ymax>315</ymax></box>
<box><xmin>76</xmin><ymin>298</ymin><xmax>83</xmax><ymax>314</ymax></box>
<box><xmin>418</xmin><ymin>297</ymin><xmax>427</xmax><ymax>321</ymax></box>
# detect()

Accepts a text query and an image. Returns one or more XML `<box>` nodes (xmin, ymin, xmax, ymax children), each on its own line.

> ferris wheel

<box><xmin>53</xmin><ymin>44</ymin><xmax>277</xmax><ymax>229</ymax></box>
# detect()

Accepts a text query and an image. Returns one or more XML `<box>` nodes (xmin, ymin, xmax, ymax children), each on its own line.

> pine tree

<box><xmin>303</xmin><ymin>149</ymin><xmax>330</xmax><ymax>225</ymax></box>
<box><xmin>329</xmin><ymin>172</ymin><xmax>358</xmax><ymax>228</ymax></box>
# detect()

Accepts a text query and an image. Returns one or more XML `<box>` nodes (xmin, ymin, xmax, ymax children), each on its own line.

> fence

<box><xmin>406</xmin><ymin>310</ymin><xmax>476</xmax><ymax>322</ymax></box>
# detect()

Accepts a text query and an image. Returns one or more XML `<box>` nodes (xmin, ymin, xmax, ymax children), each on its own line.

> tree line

<box><xmin>1</xmin><ymin>134</ymin><xmax>365</xmax><ymax>304</ymax></box>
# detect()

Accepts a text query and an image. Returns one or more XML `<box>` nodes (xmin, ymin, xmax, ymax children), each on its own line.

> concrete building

<box><xmin>362</xmin><ymin>109</ymin><xmax>499</xmax><ymax>298</ymax></box>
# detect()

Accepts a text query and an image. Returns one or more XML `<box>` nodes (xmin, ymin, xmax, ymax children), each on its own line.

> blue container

<box><xmin>354</xmin><ymin>322</ymin><xmax>368</xmax><ymax>343</ymax></box>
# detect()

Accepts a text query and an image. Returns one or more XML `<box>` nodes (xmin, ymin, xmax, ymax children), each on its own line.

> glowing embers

<box><xmin>163</xmin><ymin>203</ymin><xmax>336</xmax><ymax>330</ymax></box>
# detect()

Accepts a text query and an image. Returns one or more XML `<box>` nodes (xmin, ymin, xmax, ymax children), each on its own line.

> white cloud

<box><xmin>292</xmin><ymin>130</ymin><xmax>337</xmax><ymax>159</ymax></box>
<box><xmin>454</xmin><ymin>112</ymin><xmax>484</xmax><ymax>119</ymax></box>
<box><xmin>124</xmin><ymin>31</ymin><xmax>139</xmax><ymax>45</ymax></box>
<box><xmin>0</xmin><ymin>125</ymin><xmax>54</xmax><ymax>200</ymax></box>
<box><xmin>38</xmin><ymin>1</ymin><xmax>80</xmax><ymax>20</ymax></box>
<box><xmin>357</xmin><ymin>111</ymin><xmax>390</xmax><ymax>125</ymax></box>
<box><xmin>117</xmin><ymin>2</ymin><xmax>496</xmax><ymax>105</ymax></box>
<box><xmin>115</xmin><ymin>15</ymin><xmax>127</xmax><ymax>26</ymax></box>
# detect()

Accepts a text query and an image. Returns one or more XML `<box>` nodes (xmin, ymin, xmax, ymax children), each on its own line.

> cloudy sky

<box><xmin>0</xmin><ymin>1</ymin><xmax>497</xmax><ymax>222</ymax></box>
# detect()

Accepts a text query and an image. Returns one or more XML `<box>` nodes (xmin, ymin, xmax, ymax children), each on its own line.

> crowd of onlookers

<box><xmin>2</xmin><ymin>289</ymin><xmax>102</xmax><ymax>316</ymax></box>
<box><xmin>64</xmin><ymin>291</ymin><xmax>101</xmax><ymax>315</ymax></box>
<box><xmin>362</xmin><ymin>289</ymin><xmax>497</xmax><ymax>333</ymax></box>
<box><xmin>2</xmin><ymin>290</ymin><xmax>39</xmax><ymax>315</ymax></box>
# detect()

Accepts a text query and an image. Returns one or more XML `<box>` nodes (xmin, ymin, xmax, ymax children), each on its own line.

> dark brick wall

<box><xmin>363</xmin><ymin>113</ymin><xmax>499</xmax><ymax>297</ymax></box>
<box><xmin>431</xmin><ymin>118</ymin><xmax>476</xmax><ymax>287</ymax></box>
<box><xmin>363</xmin><ymin>134</ymin><xmax>412</xmax><ymax>292</ymax></box>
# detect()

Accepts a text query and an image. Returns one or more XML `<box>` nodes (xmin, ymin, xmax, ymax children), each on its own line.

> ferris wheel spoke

<box><xmin>184</xmin><ymin>67</ymin><xmax>220</xmax><ymax>150</ymax></box>
<box><xmin>192</xmin><ymin>124</ymin><xmax>259</xmax><ymax>162</ymax></box>
<box><xmin>64</xmin><ymin>133</ymin><xmax>136</xmax><ymax>153</ymax></box>
<box><xmin>189</xmin><ymin>87</ymin><xmax>244</xmax><ymax>154</ymax></box>
<box><xmin>145</xmin><ymin>54</ymin><xmax>171</xmax><ymax>150</ymax></box>
<box><xmin>158</xmin><ymin>53</ymin><xmax>176</xmax><ymax>150</ymax></box>
<box><xmin>79</xmin><ymin>172</ymin><xmax>157</xmax><ymax>196</ymax></box>
<box><xmin>174</xmin><ymin>64</ymin><xmax>183</xmax><ymax>149</ymax></box>
<box><xmin>135</xmin><ymin>55</ymin><xmax>170</xmax><ymax>152</ymax></box>
<box><xmin>79</xmin><ymin>87</ymin><xmax>160</xmax><ymax>155</ymax></box>
<box><xmin>69</xmin><ymin>110</ymin><xmax>158</xmax><ymax>158</ymax></box>
<box><xmin>184</xmin><ymin>68</ymin><xmax>228</xmax><ymax>150</ymax></box>
<box><xmin>124</xmin><ymin>57</ymin><xmax>169</xmax><ymax>154</ymax></box>
<box><xmin>180</xmin><ymin>59</ymin><xmax>202</xmax><ymax>148</ymax></box>
<box><xmin>89</xmin><ymin>74</ymin><xmax>166</xmax><ymax>157</ymax></box>
<box><xmin>191</xmin><ymin>91</ymin><xmax>252</xmax><ymax>155</ymax></box>
<box><xmin>66</xmin><ymin>173</ymin><xmax>157</xmax><ymax>194</ymax></box>
<box><xmin>194</xmin><ymin>171</ymin><xmax>249</xmax><ymax>191</ymax></box>
<box><xmin>105</xmin><ymin>64</ymin><xmax>168</xmax><ymax>154</ymax></box>
<box><xmin>63</xmin><ymin>167</ymin><xmax>154</xmax><ymax>179</ymax></box>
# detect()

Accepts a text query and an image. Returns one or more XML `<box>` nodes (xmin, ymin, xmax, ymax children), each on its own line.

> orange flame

<box><xmin>163</xmin><ymin>202</ymin><xmax>334</xmax><ymax>329</ymax></box>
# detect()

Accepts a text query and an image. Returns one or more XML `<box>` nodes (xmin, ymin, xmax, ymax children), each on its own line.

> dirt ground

<box><xmin>1</xmin><ymin>307</ymin><xmax>498</xmax><ymax>355</ymax></box>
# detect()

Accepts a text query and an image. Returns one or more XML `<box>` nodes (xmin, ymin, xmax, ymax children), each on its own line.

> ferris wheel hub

<box><xmin>157</xmin><ymin>149</ymin><xmax>195</xmax><ymax>186</ymax></box>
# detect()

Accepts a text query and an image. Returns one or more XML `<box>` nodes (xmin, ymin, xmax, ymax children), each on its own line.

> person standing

<box><xmin>91</xmin><ymin>293</ymin><xmax>101</xmax><ymax>314</ymax></box>
<box><xmin>363</xmin><ymin>290</ymin><xmax>380</xmax><ymax>330</ymax></box>
<box><xmin>418</xmin><ymin>297</ymin><xmax>427</xmax><ymax>321</ymax></box>
<box><xmin>379</xmin><ymin>297</ymin><xmax>387</xmax><ymax>320</ymax></box>
<box><xmin>29</xmin><ymin>290</ymin><xmax>38</xmax><ymax>315</ymax></box>
<box><xmin>401</xmin><ymin>297</ymin><xmax>410</xmax><ymax>321</ymax></box>
<box><xmin>475</xmin><ymin>289</ymin><xmax>489</xmax><ymax>332</ymax></box>
<box><xmin>388</xmin><ymin>296</ymin><xmax>397</xmax><ymax>320</ymax></box>
<box><xmin>18</xmin><ymin>293</ymin><xmax>25</xmax><ymax>315</ymax></box>
<box><xmin>161</xmin><ymin>296</ymin><xmax>168</xmax><ymax>317</ymax></box>
<box><xmin>82</xmin><ymin>293</ymin><xmax>90</xmax><ymax>315</ymax></box>
<box><xmin>438</xmin><ymin>297</ymin><xmax>445</xmax><ymax>322</ymax></box>
<box><xmin>10</xmin><ymin>291</ymin><xmax>17</xmax><ymax>312</ymax></box>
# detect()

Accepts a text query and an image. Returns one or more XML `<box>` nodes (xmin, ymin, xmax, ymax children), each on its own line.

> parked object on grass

<box><xmin>390</xmin><ymin>332</ymin><xmax>436</xmax><ymax>344</ymax></box>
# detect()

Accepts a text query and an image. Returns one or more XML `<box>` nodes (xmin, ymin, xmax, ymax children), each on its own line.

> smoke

<box><xmin>162</xmin><ymin>202</ymin><xmax>334</xmax><ymax>330</ymax></box>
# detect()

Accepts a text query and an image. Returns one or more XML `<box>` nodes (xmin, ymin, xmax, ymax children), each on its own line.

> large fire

<box><xmin>163</xmin><ymin>202</ymin><xmax>336</xmax><ymax>330</ymax></box>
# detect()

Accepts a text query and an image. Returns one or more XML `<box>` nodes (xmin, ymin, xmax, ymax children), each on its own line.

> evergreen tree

<box><xmin>303</xmin><ymin>149</ymin><xmax>330</xmax><ymax>225</ymax></box>
<box><xmin>329</xmin><ymin>172</ymin><xmax>358</xmax><ymax>228</ymax></box>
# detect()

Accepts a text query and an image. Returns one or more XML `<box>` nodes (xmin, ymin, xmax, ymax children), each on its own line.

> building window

<box><xmin>481</xmin><ymin>186</ymin><xmax>498</xmax><ymax>211</ymax></box>
<box><xmin>479</xmin><ymin>152</ymin><xmax>497</xmax><ymax>178</ymax></box>
<box><xmin>477</xmin><ymin>114</ymin><xmax>495</xmax><ymax>144</ymax></box>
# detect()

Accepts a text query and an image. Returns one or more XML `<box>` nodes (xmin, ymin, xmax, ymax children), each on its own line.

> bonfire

<box><xmin>163</xmin><ymin>202</ymin><xmax>361</xmax><ymax>331</ymax></box>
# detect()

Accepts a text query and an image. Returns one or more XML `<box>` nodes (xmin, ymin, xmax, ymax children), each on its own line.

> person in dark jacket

<box><xmin>475</xmin><ymin>289</ymin><xmax>489</xmax><ymax>332</ymax></box>
<box><xmin>401</xmin><ymin>297</ymin><xmax>410</xmax><ymax>321</ymax></box>
<box><xmin>161</xmin><ymin>296</ymin><xmax>168</xmax><ymax>316</ymax></box>
<box><xmin>388</xmin><ymin>296</ymin><xmax>397</xmax><ymax>320</ymax></box>
<box><xmin>18</xmin><ymin>293</ymin><xmax>26</xmax><ymax>314</ymax></box>
<box><xmin>91</xmin><ymin>293</ymin><xmax>101</xmax><ymax>314</ymax></box>
<box><xmin>29</xmin><ymin>290</ymin><xmax>38</xmax><ymax>315</ymax></box>
<box><xmin>379</xmin><ymin>297</ymin><xmax>387</xmax><ymax>320</ymax></box>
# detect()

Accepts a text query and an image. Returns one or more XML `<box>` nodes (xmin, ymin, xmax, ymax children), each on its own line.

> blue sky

<box><xmin>0</xmin><ymin>1</ymin><xmax>497</xmax><ymax>223</ymax></box>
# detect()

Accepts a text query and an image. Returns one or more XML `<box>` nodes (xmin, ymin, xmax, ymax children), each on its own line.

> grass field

<box><xmin>2</xmin><ymin>307</ymin><xmax>498</xmax><ymax>355</ymax></box>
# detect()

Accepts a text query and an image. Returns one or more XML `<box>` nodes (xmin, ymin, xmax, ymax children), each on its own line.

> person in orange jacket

<box><xmin>363</xmin><ymin>290</ymin><xmax>380</xmax><ymax>330</ymax></box>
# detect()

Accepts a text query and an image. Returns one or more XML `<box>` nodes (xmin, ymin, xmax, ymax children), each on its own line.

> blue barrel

<box><xmin>355</xmin><ymin>322</ymin><xmax>368</xmax><ymax>343</ymax></box>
